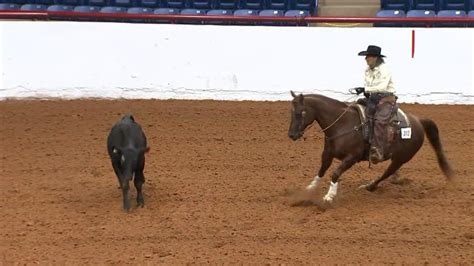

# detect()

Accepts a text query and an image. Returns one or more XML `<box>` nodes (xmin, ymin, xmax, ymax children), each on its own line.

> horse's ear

<box><xmin>299</xmin><ymin>93</ymin><xmax>304</xmax><ymax>103</ymax></box>
<box><xmin>290</xmin><ymin>90</ymin><xmax>296</xmax><ymax>98</ymax></box>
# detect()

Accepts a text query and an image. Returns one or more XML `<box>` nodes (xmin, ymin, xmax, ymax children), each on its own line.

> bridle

<box><xmin>300</xmin><ymin>94</ymin><xmax>361</xmax><ymax>138</ymax></box>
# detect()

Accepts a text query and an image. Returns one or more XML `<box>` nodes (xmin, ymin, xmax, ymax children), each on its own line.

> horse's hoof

<box><xmin>323</xmin><ymin>195</ymin><xmax>334</xmax><ymax>203</ymax></box>
<box><xmin>359</xmin><ymin>183</ymin><xmax>376</xmax><ymax>191</ymax></box>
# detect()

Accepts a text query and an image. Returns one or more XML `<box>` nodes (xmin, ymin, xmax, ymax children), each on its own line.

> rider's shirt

<box><xmin>364</xmin><ymin>63</ymin><xmax>395</xmax><ymax>94</ymax></box>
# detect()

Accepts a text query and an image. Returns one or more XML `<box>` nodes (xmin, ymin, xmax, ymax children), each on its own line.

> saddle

<box><xmin>352</xmin><ymin>102</ymin><xmax>411</xmax><ymax>145</ymax></box>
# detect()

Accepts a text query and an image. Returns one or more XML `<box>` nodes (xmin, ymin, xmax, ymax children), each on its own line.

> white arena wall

<box><xmin>0</xmin><ymin>21</ymin><xmax>473</xmax><ymax>104</ymax></box>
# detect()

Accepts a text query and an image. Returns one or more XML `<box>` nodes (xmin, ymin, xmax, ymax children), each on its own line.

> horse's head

<box><xmin>288</xmin><ymin>91</ymin><xmax>313</xmax><ymax>141</ymax></box>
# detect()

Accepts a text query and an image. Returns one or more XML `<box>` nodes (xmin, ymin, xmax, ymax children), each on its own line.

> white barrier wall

<box><xmin>0</xmin><ymin>21</ymin><xmax>473</xmax><ymax>104</ymax></box>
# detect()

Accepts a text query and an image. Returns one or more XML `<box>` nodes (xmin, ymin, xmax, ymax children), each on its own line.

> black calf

<box><xmin>107</xmin><ymin>114</ymin><xmax>149</xmax><ymax>212</ymax></box>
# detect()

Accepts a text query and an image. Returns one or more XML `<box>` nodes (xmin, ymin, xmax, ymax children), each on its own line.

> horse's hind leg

<box><xmin>362</xmin><ymin>161</ymin><xmax>403</xmax><ymax>192</ymax></box>
<box><xmin>306</xmin><ymin>147</ymin><xmax>333</xmax><ymax>190</ymax></box>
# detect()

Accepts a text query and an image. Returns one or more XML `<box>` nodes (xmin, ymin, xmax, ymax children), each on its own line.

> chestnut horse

<box><xmin>288</xmin><ymin>91</ymin><xmax>453</xmax><ymax>202</ymax></box>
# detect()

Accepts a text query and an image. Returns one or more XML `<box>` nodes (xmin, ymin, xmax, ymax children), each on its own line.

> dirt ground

<box><xmin>0</xmin><ymin>99</ymin><xmax>473</xmax><ymax>264</ymax></box>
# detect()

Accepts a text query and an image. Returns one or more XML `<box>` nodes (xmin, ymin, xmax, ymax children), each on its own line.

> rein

<box><xmin>303</xmin><ymin>95</ymin><xmax>362</xmax><ymax>139</ymax></box>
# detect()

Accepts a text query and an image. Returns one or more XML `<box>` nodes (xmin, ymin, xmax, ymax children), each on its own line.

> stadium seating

<box><xmin>258</xmin><ymin>9</ymin><xmax>284</xmax><ymax>25</ymax></box>
<box><xmin>189</xmin><ymin>0</ymin><xmax>214</xmax><ymax>9</ymax></box>
<box><xmin>153</xmin><ymin>7</ymin><xmax>179</xmax><ymax>14</ymax></box>
<box><xmin>440</xmin><ymin>0</ymin><xmax>469</xmax><ymax>12</ymax></box>
<box><xmin>0</xmin><ymin>0</ymin><xmax>26</xmax><ymax>3</ymax></box>
<box><xmin>233</xmin><ymin>9</ymin><xmax>259</xmax><ymax>25</ymax></box>
<box><xmin>406</xmin><ymin>9</ymin><xmax>436</xmax><ymax>26</ymax></box>
<box><xmin>380</xmin><ymin>0</ymin><xmax>411</xmax><ymax>12</ymax></box>
<box><xmin>35</xmin><ymin>0</ymin><xmax>54</xmax><ymax>5</ymax></box>
<box><xmin>291</xmin><ymin>0</ymin><xmax>316</xmax><ymax>15</ymax></box>
<box><xmin>266</xmin><ymin>0</ymin><xmax>288</xmax><ymax>11</ymax></box>
<box><xmin>138</xmin><ymin>0</ymin><xmax>160</xmax><ymax>7</ymax></box>
<box><xmin>111</xmin><ymin>0</ymin><xmax>134</xmax><ymax>7</ymax></box>
<box><xmin>284</xmin><ymin>9</ymin><xmax>309</xmax><ymax>25</ymax></box>
<box><xmin>179</xmin><ymin>8</ymin><xmax>206</xmax><ymax>24</ymax></box>
<box><xmin>100</xmin><ymin>6</ymin><xmax>128</xmax><ymax>12</ymax></box>
<box><xmin>205</xmin><ymin>9</ymin><xmax>232</xmax><ymax>24</ymax></box>
<box><xmin>56</xmin><ymin>0</ymin><xmax>83</xmax><ymax>5</ymax></box>
<box><xmin>0</xmin><ymin>3</ymin><xmax>20</xmax><ymax>9</ymax></box>
<box><xmin>87</xmin><ymin>0</ymin><xmax>108</xmax><ymax>6</ymax></box>
<box><xmin>374</xmin><ymin>9</ymin><xmax>405</xmax><ymax>27</ymax></box>
<box><xmin>436</xmin><ymin>9</ymin><xmax>467</xmax><ymax>26</ymax></box>
<box><xmin>239</xmin><ymin>0</ymin><xmax>265</xmax><ymax>10</ymax></box>
<box><xmin>127</xmin><ymin>6</ymin><xmax>153</xmax><ymax>13</ymax></box>
<box><xmin>47</xmin><ymin>4</ymin><xmax>75</xmax><ymax>10</ymax></box>
<box><xmin>411</xmin><ymin>0</ymin><xmax>440</xmax><ymax>11</ymax></box>
<box><xmin>20</xmin><ymin>4</ymin><xmax>48</xmax><ymax>10</ymax></box>
<box><xmin>162</xmin><ymin>0</ymin><xmax>187</xmax><ymax>8</ymax></box>
<box><xmin>73</xmin><ymin>5</ymin><xmax>101</xmax><ymax>12</ymax></box>
<box><xmin>214</xmin><ymin>0</ymin><xmax>238</xmax><ymax>9</ymax></box>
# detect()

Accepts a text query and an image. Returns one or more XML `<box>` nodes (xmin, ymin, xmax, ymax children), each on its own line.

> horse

<box><xmin>287</xmin><ymin>91</ymin><xmax>453</xmax><ymax>203</ymax></box>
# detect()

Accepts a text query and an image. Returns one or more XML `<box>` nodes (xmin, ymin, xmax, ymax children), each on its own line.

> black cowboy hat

<box><xmin>358</xmin><ymin>45</ymin><xmax>385</xmax><ymax>57</ymax></box>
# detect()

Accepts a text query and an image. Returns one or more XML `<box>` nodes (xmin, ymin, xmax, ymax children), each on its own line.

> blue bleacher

<box><xmin>179</xmin><ymin>8</ymin><xmax>206</xmax><ymax>24</ymax></box>
<box><xmin>411</xmin><ymin>0</ymin><xmax>440</xmax><ymax>11</ymax></box>
<box><xmin>0</xmin><ymin>3</ymin><xmax>20</xmax><ymax>9</ymax></box>
<box><xmin>73</xmin><ymin>5</ymin><xmax>101</xmax><ymax>11</ymax></box>
<box><xmin>214</xmin><ymin>0</ymin><xmax>238</xmax><ymax>9</ymax></box>
<box><xmin>56</xmin><ymin>0</ymin><xmax>83</xmax><ymax>5</ymax></box>
<box><xmin>100</xmin><ymin>5</ymin><xmax>127</xmax><ymax>12</ymax></box>
<box><xmin>239</xmin><ymin>0</ymin><xmax>264</xmax><ymax>10</ymax></box>
<box><xmin>205</xmin><ymin>8</ymin><xmax>232</xmax><ymax>24</ymax></box>
<box><xmin>86</xmin><ymin>0</ymin><xmax>108</xmax><ymax>6</ymax></box>
<box><xmin>188</xmin><ymin>0</ymin><xmax>214</xmax><ymax>9</ymax></box>
<box><xmin>440</xmin><ymin>0</ymin><xmax>469</xmax><ymax>12</ymax></box>
<box><xmin>162</xmin><ymin>0</ymin><xmax>186</xmax><ymax>8</ymax></box>
<box><xmin>111</xmin><ymin>0</ymin><xmax>134</xmax><ymax>7</ymax></box>
<box><xmin>406</xmin><ymin>9</ymin><xmax>436</xmax><ymax>26</ymax></box>
<box><xmin>138</xmin><ymin>0</ymin><xmax>159</xmax><ymax>7</ymax></box>
<box><xmin>284</xmin><ymin>9</ymin><xmax>309</xmax><ymax>25</ymax></box>
<box><xmin>374</xmin><ymin>9</ymin><xmax>405</xmax><ymax>26</ymax></box>
<box><xmin>436</xmin><ymin>9</ymin><xmax>467</xmax><ymax>26</ymax></box>
<box><xmin>292</xmin><ymin>0</ymin><xmax>316</xmax><ymax>15</ymax></box>
<box><xmin>266</xmin><ymin>0</ymin><xmax>288</xmax><ymax>10</ymax></box>
<box><xmin>35</xmin><ymin>0</ymin><xmax>54</xmax><ymax>5</ymax></box>
<box><xmin>258</xmin><ymin>8</ymin><xmax>284</xmax><ymax>25</ymax></box>
<box><xmin>233</xmin><ymin>8</ymin><xmax>258</xmax><ymax>24</ymax></box>
<box><xmin>20</xmin><ymin>3</ymin><xmax>48</xmax><ymax>10</ymax></box>
<box><xmin>380</xmin><ymin>0</ymin><xmax>411</xmax><ymax>12</ymax></box>
<box><xmin>127</xmin><ymin>6</ymin><xmax>152</xmax><ymax>12</ymax></box>
<box><xmin>47</xmin><ymin>4</ymin><xmax>74</xmax><ymax>10</ymax></box>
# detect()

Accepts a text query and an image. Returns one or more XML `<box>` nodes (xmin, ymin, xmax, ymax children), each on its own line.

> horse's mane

<box><xmin>303</xmin><ymin>94</ymin><xmax>349</xmax><ymax>108</ymax></box>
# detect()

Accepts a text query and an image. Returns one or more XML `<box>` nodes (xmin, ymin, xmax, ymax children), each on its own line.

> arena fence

<box><xmin>0</xmin><ymin>10</ymin><xmax>474</xmax><ymax>26</ymax></box>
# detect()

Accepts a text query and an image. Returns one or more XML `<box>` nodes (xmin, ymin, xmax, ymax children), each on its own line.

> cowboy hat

<box><xmin>358</xmin><ymin>45</ymin><xmax>385</xmax><ymax>57</ymax></box>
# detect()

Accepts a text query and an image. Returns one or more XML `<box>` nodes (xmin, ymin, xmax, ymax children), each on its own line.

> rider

<box><xmin>354</xmin><ymin>45</ymin><xmax>397</xmax><ymax>164</ymax></box>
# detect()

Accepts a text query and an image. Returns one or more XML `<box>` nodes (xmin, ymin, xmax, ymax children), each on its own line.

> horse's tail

<box><xmin>420</xmin><ymin>118</ymin><xmax>454</xmax><ymax>179</ymax></box>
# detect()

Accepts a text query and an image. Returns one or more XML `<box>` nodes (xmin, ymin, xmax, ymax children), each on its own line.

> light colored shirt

<box><xmin>364</xmin><ymin>63</ymin><xmax>395</xmax><ymax>93</ymax></box>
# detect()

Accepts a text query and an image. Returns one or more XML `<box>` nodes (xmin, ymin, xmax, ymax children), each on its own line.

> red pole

<box><xmin>411</xmin><ymin>30</ymin><xmax>415</xmax><ymax>58</ymax></box>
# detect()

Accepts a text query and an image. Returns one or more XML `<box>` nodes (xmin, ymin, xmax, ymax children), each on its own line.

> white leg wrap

<box><xmin>323</xmin><ymin>182</ymin><xmax>338</xmax><ymax>202</ymax></box>
<box><xmin>306</xmin><ymin>176</ymin><xmax>322</xmax><ymax>190</ymax></box>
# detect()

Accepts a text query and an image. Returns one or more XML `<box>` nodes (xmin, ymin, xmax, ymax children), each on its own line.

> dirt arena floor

<box><xmin>1</xmin><ymin>99</ymin><xmax>473</xmax><ymax>264</ymax></box>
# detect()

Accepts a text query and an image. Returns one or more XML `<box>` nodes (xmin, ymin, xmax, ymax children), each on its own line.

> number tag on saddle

<box><xmin>401</xmin><ymin>127</ymin><xmax>412</xmax><ymax>139</ymax></box>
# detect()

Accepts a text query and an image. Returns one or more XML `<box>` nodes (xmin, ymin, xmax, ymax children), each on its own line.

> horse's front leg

<box><xmin>306</xmin><ymin>146</ymin><xmax>333</xmax><ymax>190</ymax></box>
<box><xmin>323</xmin><ymin>155</ymin><xmax>358</xmax><ymax>202</ymax></box>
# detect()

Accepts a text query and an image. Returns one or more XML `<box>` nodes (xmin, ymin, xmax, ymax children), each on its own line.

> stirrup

<box><xmin>370</xmin><ymin>147</ymin><xmax>384</xmax><ymax>164</ymax></box>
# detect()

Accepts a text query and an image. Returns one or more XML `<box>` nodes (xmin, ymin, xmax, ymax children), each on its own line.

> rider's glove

<box><xmin>354</xmin><ymin>87</ymin><xmax>365</xmax><ymax>95</ymax></box>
